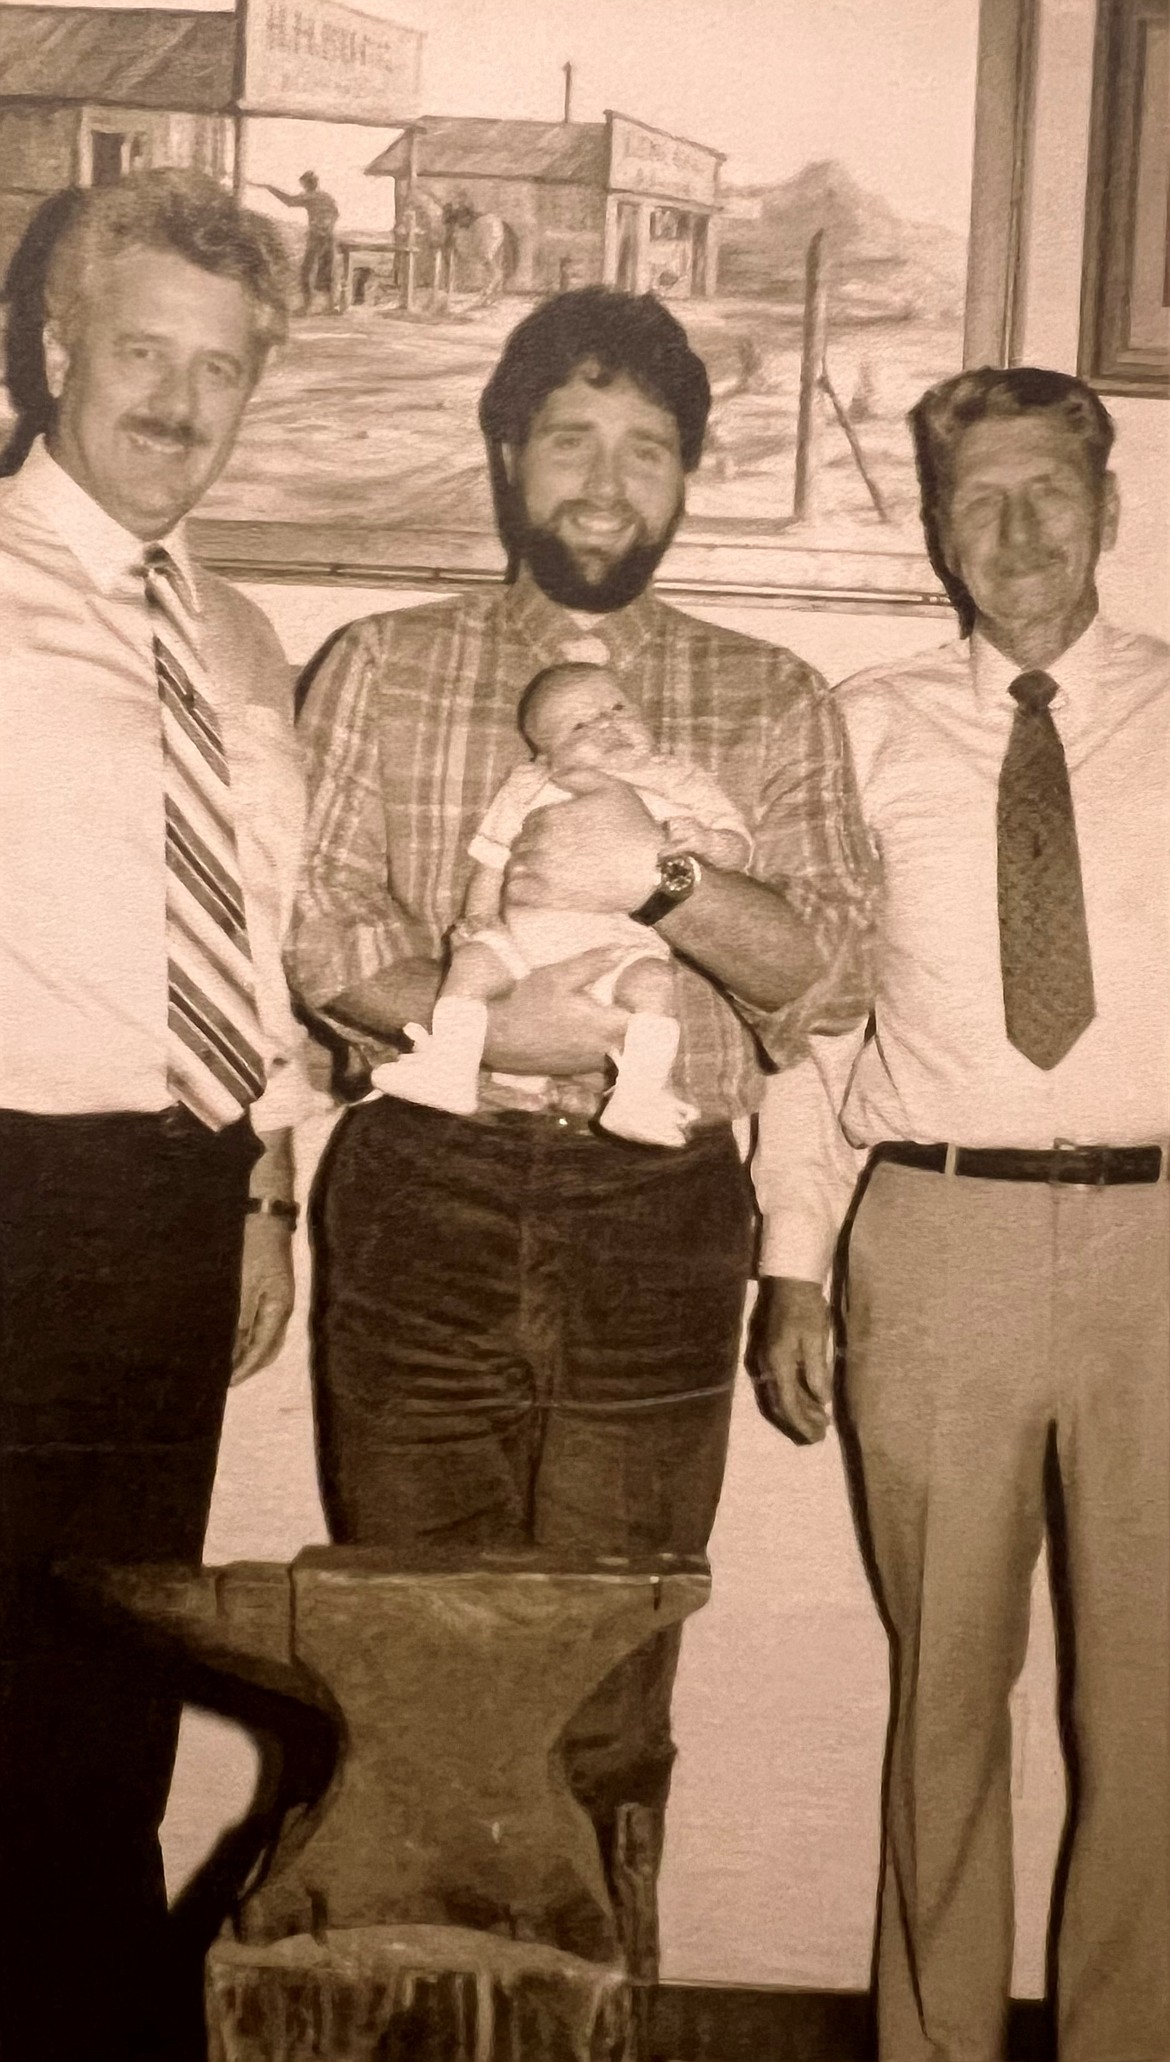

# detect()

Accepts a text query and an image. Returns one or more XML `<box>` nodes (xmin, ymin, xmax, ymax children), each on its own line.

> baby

<box><xmin>373</xmin><ymin>661</ymin><xmax>751</xmax><ymax>1147</ymax></box>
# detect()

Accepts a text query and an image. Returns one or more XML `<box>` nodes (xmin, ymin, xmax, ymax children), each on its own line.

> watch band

<box><xmin>245</xmin><ymin>1195</ymin><xmax>300</xmax><ymax>1226</ymax></box>
<box><xmin>631</xmin><ymin>852</ymin><xmax>702</xmax><ymax>925</ymax></box>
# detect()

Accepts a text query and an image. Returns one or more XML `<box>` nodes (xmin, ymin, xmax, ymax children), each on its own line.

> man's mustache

<box><xmin>121</xmin><ymin>415</ymin><xmax>209</xmax><ymax>451</ymax></box>
<box><xmin>992</xmin><ymin>548</ymin><xmax>1065</xmax><ymax>572</ymax></box>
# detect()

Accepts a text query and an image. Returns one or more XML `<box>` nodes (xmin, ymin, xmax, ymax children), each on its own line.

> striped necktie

<box><xmin>997</xmin><ymin>670</ymin><xmax>1096</xmax><ymax>1069</ymax></box>
<box><xmin>143</xmin><ymin>545</ymin><xmax>267</xmax><ymax>1129</ymax></box>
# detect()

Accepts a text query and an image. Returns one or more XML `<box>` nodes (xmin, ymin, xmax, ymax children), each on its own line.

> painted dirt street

<box><xmin>159</xmin><ymin>298</ymin><xmax>963</xmax><ymax>554</ymax></box>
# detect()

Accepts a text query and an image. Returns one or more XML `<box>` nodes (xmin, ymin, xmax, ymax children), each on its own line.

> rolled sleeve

<box><xmin>753</xmin><ymin>1030</ymin><xmax>870</xmax><ymax>1283</ymax></box>
<box><xmin>467</xmin><ymin>831</ymin><xmax>512</xmax><ymax>871</ymax></box>
<box><xmin>284</xmin><ymin>621</ymin><xmax>432</xmax><ymax>1013</ymax></box>
<box><xmin>737</xmin><ymin>675</ymin><xmax>877</xmax><ymax>1068</ymax></box>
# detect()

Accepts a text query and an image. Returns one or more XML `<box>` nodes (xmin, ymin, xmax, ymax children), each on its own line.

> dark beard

<box><xmin>516</xmin><ymin>507</ymin><xmax>682</xmax><ymax>614</ymax></box>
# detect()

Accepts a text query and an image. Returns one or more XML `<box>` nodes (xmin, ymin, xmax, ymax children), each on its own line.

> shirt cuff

<box><xmin>468</xmin><ymin>831</ymin><xmax>512</xmax><ymax>870</ymax></box>
<box><xmin>758</xmin><ymin>1209</ymin><xmax>841</xmax><ymax>1287</ymax></box>
<box><xmin>250</xmin><ymin>1046</ymin><xmax>336</xmax><ymax>1134</ymax></box>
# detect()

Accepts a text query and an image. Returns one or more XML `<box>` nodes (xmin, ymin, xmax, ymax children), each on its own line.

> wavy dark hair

<box><xmin>909</xmin><ymin>366</ymin><xmax>1116</xmax><ymax>633</ymax></box>
<box><xmin>43</xmin><ymin>168</ymin><xmax>291</xmax><ymax>366</ymax></box>
<box><xmin>479</xmin><ymin>287</ymin><xmax>711</xmax><ymax>575</ymax></box>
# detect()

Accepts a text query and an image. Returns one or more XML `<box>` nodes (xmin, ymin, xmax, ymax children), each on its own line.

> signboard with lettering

<box><xmin>606</xmin><ymin>112</ymin><xmax>721</xmax><ymax>207</ymax></box>
<box><xmin>240</xmin><ymin>0</ymin><xmax>423</xmax><ymax>125</ymax></box>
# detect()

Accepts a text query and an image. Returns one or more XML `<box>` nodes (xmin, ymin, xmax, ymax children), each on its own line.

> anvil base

<box><xmin>206</xmin><ymin>1924</ymin><xmax>631</xmax><ymax>2062</ymax></box>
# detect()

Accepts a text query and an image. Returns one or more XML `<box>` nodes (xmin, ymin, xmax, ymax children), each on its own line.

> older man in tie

<box><xmin>753</xmin><ymin>367</ymin><xmax>1169</xmax><ymax>2062</ymax></box>
<box><xmin>0</xmin><ymin>171</ymin><xmax>325</xmax><ymax>2062</ymax></box>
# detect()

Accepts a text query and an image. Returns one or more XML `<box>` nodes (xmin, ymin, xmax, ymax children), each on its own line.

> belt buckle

<box><xmin>1049</xmin><ymin>1137</ymin><xmax>1104</xmax><ymax>1190</ymax></box>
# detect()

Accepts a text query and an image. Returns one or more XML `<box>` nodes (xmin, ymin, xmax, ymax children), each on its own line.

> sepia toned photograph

<box><xmin>0</xmin><ymin>0</ymin><xmax>1167</xmax><ymax>2058</ymax></box>
<box><xmin>1</xmin><ymin>0</ymin><xmax>986</xmax><ymax>598</ymax></box>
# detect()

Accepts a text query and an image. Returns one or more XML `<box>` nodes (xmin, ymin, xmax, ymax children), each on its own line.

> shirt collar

<box><xmin>15</xmin><ymin>436</ymin><xmax>201</xmax><ymax>609</ymax></box>
<box><xmin>503</xmin><ymin>563</ymin><xmax>660</xmax><ymax>672</ymax></box>
<box><xmin>971</xmin><ymin>613</ymin><xmax>1106</xmax><ymax>718</ymax></box>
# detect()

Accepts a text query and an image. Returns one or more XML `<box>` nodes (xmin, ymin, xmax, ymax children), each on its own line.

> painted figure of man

<box><xmin>287</xmin><ymin>288</ymin><xmax>873</xmax><ymax>1981</ymax></box>
<box><xmin>753</xmin><ymin>367</ymin><xmax>1169</xmax><ymax>2062</ymax></box>
<box><xmin>263</xmin><ymin>171</ymin><xmax>339</xmax><ymax>313</ymax></box>
<box><xmin>0</xmin><ymin>170</ymin><xmax>325</xmax><ymax>2062</ymax></box>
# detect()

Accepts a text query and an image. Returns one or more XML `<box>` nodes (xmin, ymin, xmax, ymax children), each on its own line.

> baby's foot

<box><xmin>369</xmin><ymin>1000</ymin><xmax>487</xmax><ymax>1116</ymax></box>
<box><xmin>599</xmin><ymin>1080</ymin><xmax>698</xmax><ymax>1149</ymax></box>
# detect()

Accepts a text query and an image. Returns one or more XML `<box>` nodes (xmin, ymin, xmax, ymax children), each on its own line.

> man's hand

<box><xmin>483</xmin><ymin>946</ymin><xmax>631</xmax><ymax>1075</ymax></box>
<box><xmin>749</xmin><ymin>1276</ymin><xmax>833</xmax><ymax>1443</ymax></box>
<box><xmin>505</xmin><ymin>769</ymin><xmax>662</xmax><ymax>913</ymax></box>
<box><xmin>231</xmin><ymin>1214</ymin><xmax>295</xmax><ymax>1385</ymax></box>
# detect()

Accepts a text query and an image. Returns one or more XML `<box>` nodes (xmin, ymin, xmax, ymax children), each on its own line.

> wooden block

<box><xmin>205</xmin><ymin>1923</ymin><xmax>632</xmax><ymax>2062</ymax></box>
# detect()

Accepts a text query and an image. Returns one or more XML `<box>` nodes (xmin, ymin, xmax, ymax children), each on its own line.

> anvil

<box><xmin>66</xmin><ymin>1547</ymin><xmax>710</xmax><ymax>1964</ymax></box>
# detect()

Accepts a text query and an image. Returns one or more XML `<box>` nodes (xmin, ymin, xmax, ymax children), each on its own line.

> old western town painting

<box><xmin>0</xmin><ymin>0</ymin><xmax>979</xmax><ymax>595</ymax></box>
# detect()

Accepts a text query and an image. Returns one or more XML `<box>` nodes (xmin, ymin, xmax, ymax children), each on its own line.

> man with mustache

<box><xmin>753</xmin><ymin>367</ymin><xmax>1169</xmax><ymax>2062</ymax></box>
<box><xmin>0</xmin><ymin>170</ymin><xmax>325</xmax><ymax>2061</ymax></box>
<box><xmin>288</xmin><ymin>287</ymin><xmax>873</xmax><ymax>1984</ymax></box>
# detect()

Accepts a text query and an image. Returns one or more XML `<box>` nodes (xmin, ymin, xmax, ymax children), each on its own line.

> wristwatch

<box><xmin>244</xmin><ymin>1196</ymin><xmax>300</xmax><ymax>1227</ymax></box>
<box><xmin>631</xmin><ymin>851</ymin><xmax>702</xmax><ymax>926</ymax></box>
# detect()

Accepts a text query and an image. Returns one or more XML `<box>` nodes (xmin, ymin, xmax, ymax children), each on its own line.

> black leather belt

<box><xmin>472</xmin><ymin>1104</ymin><xmax>600</xmax><ymax>1137</ymax></box>
<box><xmin>871</xmin><ymin>1141</ymin><xmax>1167</xmax><ymax>1186</ymax></box>
<box><xmin>364</xmin><ymin>1099</ymin><xmax>731</xmax><ymax>1147</ymax></box>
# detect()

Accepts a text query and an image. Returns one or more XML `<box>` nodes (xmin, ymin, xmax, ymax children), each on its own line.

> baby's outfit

<box><xmin>466</xmin><ymin>750</ymin><xmax>750</xmax><ymax>1002</ymax></box>
<box><xmin>372</xmin><ymin>748</ymin><xmax>750</xmax><ymax>1146</ymax></box>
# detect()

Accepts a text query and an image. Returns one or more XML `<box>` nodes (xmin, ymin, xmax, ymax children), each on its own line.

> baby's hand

<box><xmin>661</xmin><ymin>814</ymin><xmax>706</xmax><ymax>853</ymax></box>
<box><xmin>662</xmin><ymin>818</ymin><xmax>751</xmax><ymax>871</ymax></box>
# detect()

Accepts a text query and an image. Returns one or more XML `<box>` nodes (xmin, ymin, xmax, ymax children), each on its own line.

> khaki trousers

<box><xmin>843</xmin><ymin>1161</ymin><xmax>1169</xmax><ymax>2062</ymax></box>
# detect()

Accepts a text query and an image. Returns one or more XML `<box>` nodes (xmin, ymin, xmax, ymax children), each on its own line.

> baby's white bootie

<box><xmin>599</xmin><ymin>1013</ymin><xmax>697</xmax><ymax>1149</ymax></box>
<box><xmin>370</xmin><ymin>997</ymin><xmax>487</xmax><ymax>1116</ymax></box>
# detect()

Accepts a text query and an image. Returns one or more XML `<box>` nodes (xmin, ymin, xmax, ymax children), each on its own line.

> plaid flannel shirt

<box><xmin>287</xmin><ymin>572</ymin><xmax>874</xmax><ymax>1125</ymax></box>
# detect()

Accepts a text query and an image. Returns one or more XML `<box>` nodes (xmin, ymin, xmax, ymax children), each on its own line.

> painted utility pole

<box><xmin>792</xmin><ymin>226</ymin><xmax>891</xmax><ymax>525</ymax></box>
<box><xmin>793</xmin><ymin>228</ymin><xmax>828</xmax><ymax>521</ymax></box>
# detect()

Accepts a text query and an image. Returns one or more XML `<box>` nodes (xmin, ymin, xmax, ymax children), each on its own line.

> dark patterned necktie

<box><xmin>143</xmin><ymin>546</ymin><xmax>267</xmax><ymax>1128</ymax></box>
<box><xmin>997</xmin><ymin>670</ymin><xmax>1095</xmax><ymax>1069</ymax></box>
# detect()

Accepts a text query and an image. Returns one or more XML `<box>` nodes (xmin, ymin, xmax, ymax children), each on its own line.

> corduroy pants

<box><xmin>309</xmin><ymin>1096</ymin><xmax>753</xmax><ymax>1931</ymax></box>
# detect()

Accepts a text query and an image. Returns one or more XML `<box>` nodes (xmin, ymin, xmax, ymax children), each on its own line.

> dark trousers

<box><xmin>0</xmin><ymin>1107</ymin><xmax>258</xmax><ymax>2062</ymax></box>
<box><xmin>311</xmin><ymin>1098</ymin><xmax>753</xmax><ymax>1854</ymax></box>
<box><xmin>300</xmin><ymin>234</ymin><xmax>334</xmax><ymax>304</ymax></box>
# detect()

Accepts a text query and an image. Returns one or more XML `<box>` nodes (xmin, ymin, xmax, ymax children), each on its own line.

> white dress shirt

<box><xmin>0</xmin><ymin>440</ymin><xmax>326</xmax><ymax>1132</ymax></box>
<box><xmin>757</xmin><ymin>617</ymin><xmax>1170</xmax><ymax>1279</ymax></box>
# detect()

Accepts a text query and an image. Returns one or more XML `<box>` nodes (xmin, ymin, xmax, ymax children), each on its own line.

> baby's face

<box><xmin>532</xmin><ymin>673</ymin><xmax>655</xmax><ymax>770</ymax></box>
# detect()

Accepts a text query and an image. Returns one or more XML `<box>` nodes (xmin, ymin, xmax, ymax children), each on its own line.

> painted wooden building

<box><xmin>367</xmin><ymin>110</ymin><xmax>724</xmax><ymax>299</ymax></box>
<box><xmin>0</xmin><ymin>0</ymin><xmax>422</xmax><ymax>285</ymax></box>
<box><xmin>0</xmin><ymin>7</ymin><xmax>235</xmax><ymax>276</ymax></box>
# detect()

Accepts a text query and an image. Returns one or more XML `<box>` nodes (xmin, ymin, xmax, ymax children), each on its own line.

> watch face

<box><xmin>659</xmin><ymin>852</ymin><xmax>699</xmax><ymax>898</ymax></box>
<box><xmin>631</xmin><ymin>850</ymin><xmax>701</xmax><ymax>924</ymax></box>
